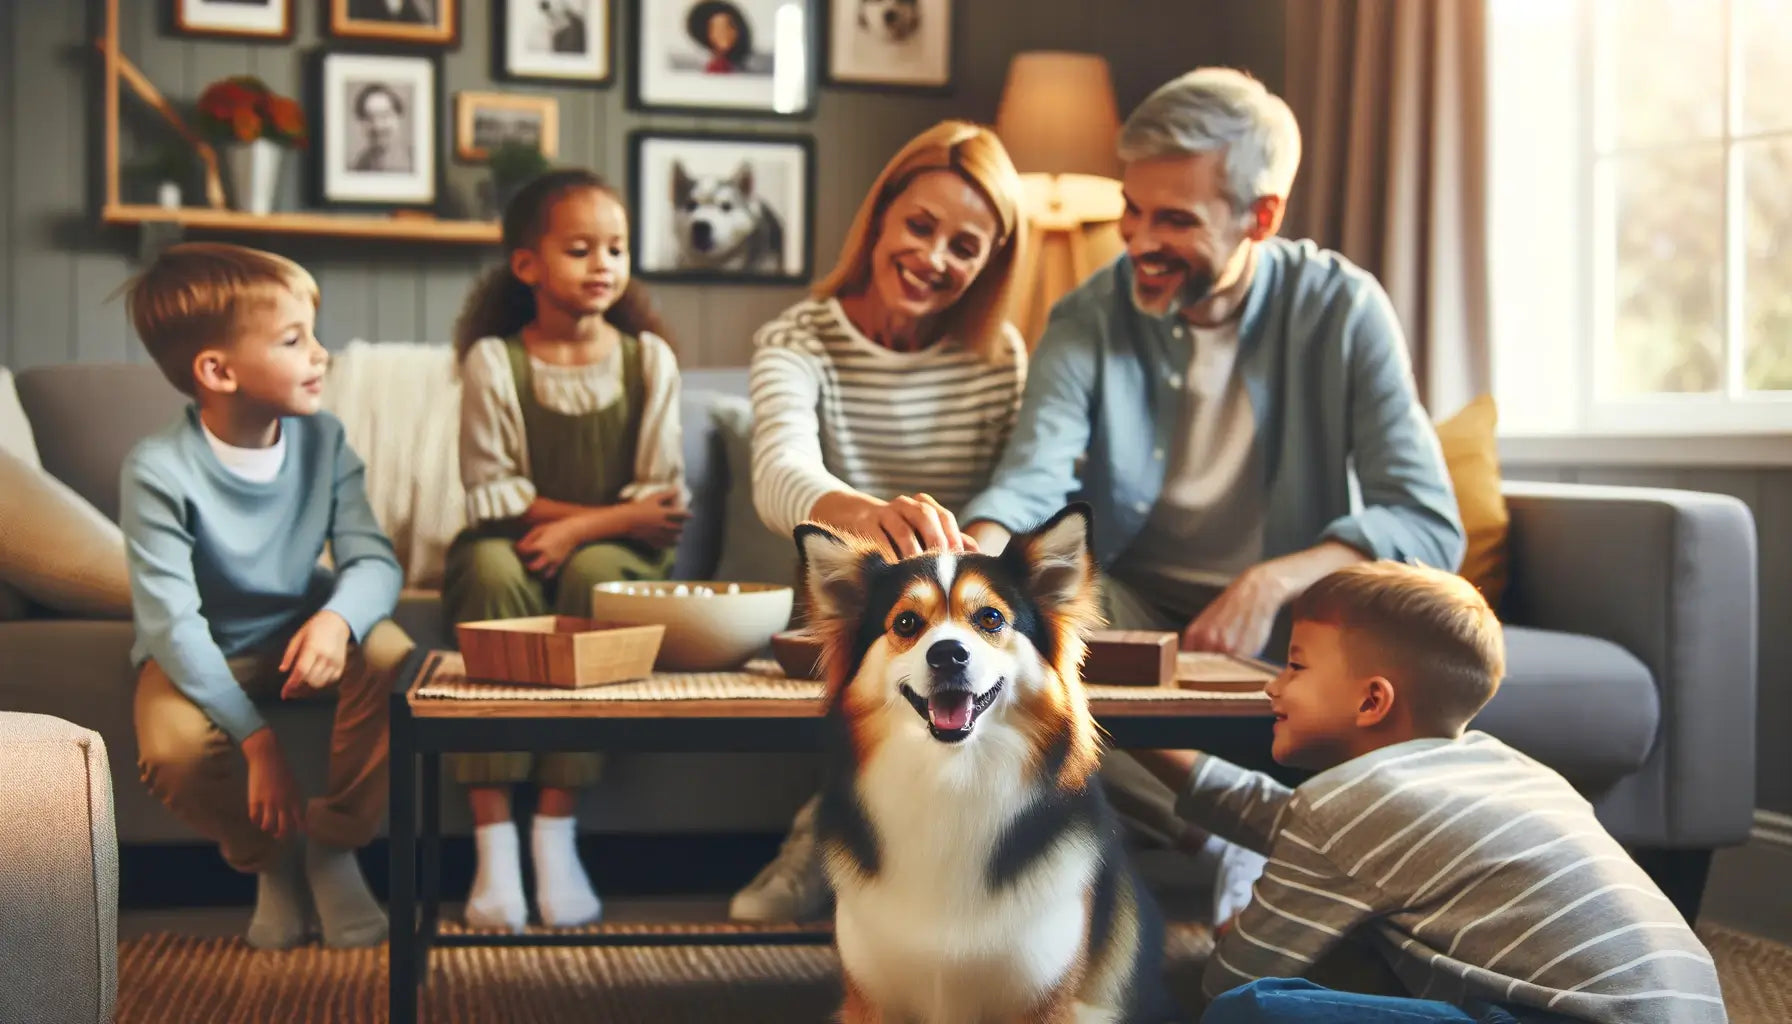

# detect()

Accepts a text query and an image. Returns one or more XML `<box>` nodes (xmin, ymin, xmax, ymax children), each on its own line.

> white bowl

<box><xmin>588</xmin><ymin>581</ymin><xmax>795</xmax><ymax>671</ymax></box>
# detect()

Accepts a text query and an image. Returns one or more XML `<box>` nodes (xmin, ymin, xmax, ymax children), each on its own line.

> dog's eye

<box><xmin>974</xmin><ymin>608</ymin><xmax>1005</xmax><ymax>633</ymax></box>
<box><xmin>892</xmin><ymin>611</ymin><xmax>922</xmax><ymax>638</ymax></box>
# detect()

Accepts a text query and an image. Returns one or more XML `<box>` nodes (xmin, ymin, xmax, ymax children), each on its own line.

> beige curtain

<box><xmin>1283</xmin><ymin>0</ymin><xmax>1491</xmax><ymax>417</ymax></box>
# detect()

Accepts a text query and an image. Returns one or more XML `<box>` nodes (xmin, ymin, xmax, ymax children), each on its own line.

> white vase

<box><xmin>222</xmin><ymin>138</ymin><xmax>283</xmax><ymax>215</ymax></box>
<box><xmin>156</xmin><ymin>181</ymin><xmax>182</xmax><ymax>210</ymax></box>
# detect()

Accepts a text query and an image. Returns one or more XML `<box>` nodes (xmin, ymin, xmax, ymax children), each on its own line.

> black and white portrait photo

<box><xmin>499</xmin><ymin>0</ymin><xmax>611</xmax><ymax>84</ymax></box>
<box><xmin>631</xmin><ymin>0</ymin><xmax>815</xmax><ymax>116</ymax></box>
<box><xmin>348</xmin><ymin>81</ymin><xmax>414</xmax><ymax>173</ymax></box>
<box><xmin>827</xmin><ymin>0</ymin><xmax>950</xmax><ymax>89</ymax></box>
<box><xmin>317</xmin><ymin>53</ymin><xmax>437</xmax><ymax>205</ymax></box>
<box><xmin>455</xmin><ymin>92</ymin><xmax>559</xmax><ymax>162</ymax></box>
<box><xmin>629</xmin><ymin>130</ymin><xmax>812</xmax><ymax>283</ymax></box>
<box><xmin>173</xmin><ymin>0</ymin><xmax>294</xmax><ymax>40</ymax></box>
<box><xmin>332</xmin><ymin>0</ymin><xmax>457</xmax><ymax>45</ymax></box>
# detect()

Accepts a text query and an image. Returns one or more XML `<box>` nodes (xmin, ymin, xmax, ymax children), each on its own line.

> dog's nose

<box><xmin>884</xmin><ymin>8</ymin><xmax>900</xmax><ymax>24</ymax></box>
<box><xmin>927</xmin><ymin>640</ymin><xmax>969</xmax><ymax>670</ymax></box>
<box><xmin>691</xmin><ymin>221</ymin><xmax>713</xmax><ymax>249</ymax></box>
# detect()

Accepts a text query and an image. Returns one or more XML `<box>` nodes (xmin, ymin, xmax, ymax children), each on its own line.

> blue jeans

<box><xmin>1203</xmin><ymin>979</ymin><xmax>1531</xmax><ymax>1024</ymax></box>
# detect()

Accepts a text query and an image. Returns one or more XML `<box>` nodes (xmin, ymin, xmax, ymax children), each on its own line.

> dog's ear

<box><xmin>732</xmin><ymin>161</ymin><xmax>756</xmax><ymax>198</ymax></box>
<box><xmin>1005</xmin><ymin>502</ymin><xmax>1099</xmax><ymax>622</ymax></box>
<box><xmin>671</xmin><ymin>160</ymin><xmax>693</xmax><ymax>203</ymax></box>
<box><xmin>795</xmin><ymin>521</ymin><xmax>883</xmax><ymax>624</ymax></box>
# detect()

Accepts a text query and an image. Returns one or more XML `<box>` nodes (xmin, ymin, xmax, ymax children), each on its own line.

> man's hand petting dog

<box><xmin>280</xmin><ymin>609</ymin><xmax>351</xmax><ymax>698</ymax></box>
<box><xmin>818</xmin><ymin>491</ymin><xmax>978</xmax><ymax>559</ymax></box>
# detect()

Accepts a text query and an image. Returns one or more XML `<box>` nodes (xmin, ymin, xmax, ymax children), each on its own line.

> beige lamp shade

<box><xmin>994</xmin><ymin>52</ymin><xmax>1123</xmax><ymax>179</ymax></box>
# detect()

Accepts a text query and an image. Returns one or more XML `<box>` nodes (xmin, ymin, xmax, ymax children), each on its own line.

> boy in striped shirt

<box><xmin>1135</xmin><ymin>561</ymin><xmax>1726</xmax><ymax>1023</ymax></box>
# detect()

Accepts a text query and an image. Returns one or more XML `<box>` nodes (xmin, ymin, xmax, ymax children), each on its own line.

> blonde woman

<box><xmin>731</xmin><ymin>120</ymin><xmax>1028</xmax><ymax>922</ymax></box>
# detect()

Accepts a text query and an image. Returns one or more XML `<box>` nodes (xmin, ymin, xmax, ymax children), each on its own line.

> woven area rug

<box><xmin>116</xmin><ymin>923</ymin><xmax>1788</xmax><ymax>1023</ymax></box>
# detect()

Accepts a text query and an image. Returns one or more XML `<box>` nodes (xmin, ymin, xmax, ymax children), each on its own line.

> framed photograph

<box><xmin>497</xmin><ymin>0</ymin><xmax>612</xmax><ymax>85</ymax></box>
<box><xmin>629</xmin><ymin>0</ymin><xmax>817</xmax><ymax>118</ymax></box>
<box><xmin>172</xmin><ymin>0</ymin><xmax>295</xmax><ymax>40</ymax></box>
<box><xmin>629</xmin><ymin>130</ymin><xmax>813</xmax><ymax>284</ymax></box>
<box><xmin>826</xmin><ymin>0</ymin><xmax>951</xmax><ymax>90</ymax></box>
<box><xmin>314</xmin><ymin>52</ymin><xmax>438</xmax><ymax>207</ymax></box>
<box><xmin>329</xmin><ymin>0</ymin><xmax>457</xmax><ymax>46</ymax></box>
<box><xmin>455</xmin><ymin>92</ymin><xmax>558</xmax><ymax>162</ymax></box>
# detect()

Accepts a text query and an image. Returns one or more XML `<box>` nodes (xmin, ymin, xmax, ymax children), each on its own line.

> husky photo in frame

<box><xmin>629</xmin><ymin>130</ymin><xmax>813</xmax><ymax>284</ymax></box>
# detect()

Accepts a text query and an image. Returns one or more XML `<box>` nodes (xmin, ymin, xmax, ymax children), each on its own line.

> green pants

<box><xmin>442</xmin><ymin>527</ymin><xmax>674</xmax><ymax>787</ymax></box>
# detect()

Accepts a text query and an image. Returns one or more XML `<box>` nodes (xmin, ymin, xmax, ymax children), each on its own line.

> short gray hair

<box><xmin>1118</xmin><ymin>67</ymin><xmax>1301</xmax><ymax>212</ymax></box>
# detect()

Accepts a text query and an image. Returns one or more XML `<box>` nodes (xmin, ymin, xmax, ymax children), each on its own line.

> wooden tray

<box><xmin>456</xmin><ymin>616</ymin><xmax>664</xmax><ymax>689</ymax></box>
<box><xmin>1175</xmin><ymin>651</ymin><xmax>1278</xmax><ymax>692</ymax></box>
<box><xmin>769</xmin><ymin>629</ymin><xmax>1192</xmax><ymax>689</ymax></box>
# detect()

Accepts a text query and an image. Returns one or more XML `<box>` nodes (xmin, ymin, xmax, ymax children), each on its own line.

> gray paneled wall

<box><xmin>1505</xmin><ymin>462</ymin><xmax>1792</xmax><ymax>817</ymax></box>
<box><xmin>1</xmin><ymin>0</ymin><xmax>1285</xmax><ymax>370</ymax></box>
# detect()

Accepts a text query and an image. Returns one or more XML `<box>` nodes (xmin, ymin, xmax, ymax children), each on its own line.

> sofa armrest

<box><xmin>1500</xmin><ymin>479</ymin><xmax>1757</xmax><ymax>845</ymax></box>
<box><xmin>0</xmin><ymin>712</ymin><xmax>118</xmax><ymax>1023</ymax></box>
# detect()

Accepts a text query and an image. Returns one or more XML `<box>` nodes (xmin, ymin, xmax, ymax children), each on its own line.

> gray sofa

<box><xmin>0</xmin><ymin>363</ymin><xmax>1758</xmax><ymax>915</ymax></box>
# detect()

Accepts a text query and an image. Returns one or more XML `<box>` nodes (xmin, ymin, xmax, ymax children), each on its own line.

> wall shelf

<box><xmin>99</xmin><ymin>0</ymin><xmax>500</xmax><ymax>248</ymax></box>
<box><xmin>101</xmin><ymin>203</ymin><xmax>501</xmax><ymax>244</ymax></box>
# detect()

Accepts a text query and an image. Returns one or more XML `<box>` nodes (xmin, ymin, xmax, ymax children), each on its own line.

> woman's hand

<box><xmin>813</xmin><ymin>491</ymin><xmax>978</xmax><ymax>560</ymax></box>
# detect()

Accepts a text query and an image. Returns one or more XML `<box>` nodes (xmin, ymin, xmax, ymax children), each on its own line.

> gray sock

<box><xmin>305</xmin><ymin>838</ymin><xmax>388</xmax><ymax>948</ymax></box>
<box><xmin>246</xmin><ymin>844</ymin><xmax>309</xmax><ymax>950</ymax></box>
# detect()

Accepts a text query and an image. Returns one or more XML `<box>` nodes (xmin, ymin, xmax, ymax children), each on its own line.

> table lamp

<box><xmin>995</xmin><ymin>52</ymin><xmax>1128</xmax><ymax>345</ymax></box>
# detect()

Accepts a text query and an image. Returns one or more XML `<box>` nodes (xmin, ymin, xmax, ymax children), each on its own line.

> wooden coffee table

<box><xmin>387</xmin><ymin>647</ymin><xmax>1273</xmax><ymax>1023</ymax></box>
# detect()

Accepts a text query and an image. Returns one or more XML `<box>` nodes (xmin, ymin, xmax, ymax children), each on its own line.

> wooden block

<box><xmin>770</xmin><ymin>630</ymin><xmax>824</xmax><ymax>680</ymax></box>
<box><xmin>456</xmin><ymin>616</ymin><xmax>664</xmax><ymax>688</ymax></box>
<box><xmin>1082</xmin><ymin>630</ymin><xmax>1178</xmax><ymax>686</ymax></box>
<box><xmin>1174</xmin><ymin>651</ymin><xmax>1278</xmax><ymax>693</ymax></box>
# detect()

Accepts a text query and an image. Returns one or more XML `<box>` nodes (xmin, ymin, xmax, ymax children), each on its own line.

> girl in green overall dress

<box><xmin>446</xmin><ymin>170</ymin><xmax>688</xmax><ymax>931</ymax></box>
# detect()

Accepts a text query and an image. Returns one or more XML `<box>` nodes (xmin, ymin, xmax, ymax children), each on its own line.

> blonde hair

<box><xmin>122</xmin><ymin>242</ymin><xmax>319</xmax><ymax>396</ymax></box>
<box><xmin>1291</xmin><ymin>561</ymin><xmax>1505</xmax><ymax>732</ymax></box>
<box><xmin>813</xmin><ymin>120</ymin><xmax>1024</xmax><ymax>362</ymax></box>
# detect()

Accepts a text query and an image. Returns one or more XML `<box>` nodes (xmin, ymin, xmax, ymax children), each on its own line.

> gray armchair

<box><xmin>1471</xmin><ymin>479</ymin><xmax>1758</xmax><ymax>917</ymax></box>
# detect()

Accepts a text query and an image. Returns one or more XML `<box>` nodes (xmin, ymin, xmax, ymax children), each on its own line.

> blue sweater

<box><xmin>120</xmin><ymin>406</ymin><xmax>402</xmax><ymax>743</ymax></box>
<box><xmin>962</xmin><ymin>239</ymin><xmax>1465</xmax><ymax>572</ymax></box>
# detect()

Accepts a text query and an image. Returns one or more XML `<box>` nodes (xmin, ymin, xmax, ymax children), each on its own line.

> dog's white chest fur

<box><xmin>832</xmin><ymin>724</ymin><xmax>1100</xmax><ymax>1023</ymax></box>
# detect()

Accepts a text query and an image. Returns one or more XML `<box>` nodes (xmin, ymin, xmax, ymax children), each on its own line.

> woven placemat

<box><xmin>413</xmin><ymin>651</ymin><xmax>1268</xmax><ymax>705</ymax></box>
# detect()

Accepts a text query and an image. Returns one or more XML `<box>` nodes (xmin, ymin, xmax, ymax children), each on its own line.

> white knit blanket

<box><xmin>323</xmin><ymin>341</ymin><xmax>465</xmax><ymax>589</ymax></box>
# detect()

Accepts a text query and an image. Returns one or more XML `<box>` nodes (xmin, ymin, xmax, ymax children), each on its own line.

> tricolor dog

<box><xmin>796</xmin><ymin>504</ymin><xmax>1179</xmax><ymax>1023</ymax></box>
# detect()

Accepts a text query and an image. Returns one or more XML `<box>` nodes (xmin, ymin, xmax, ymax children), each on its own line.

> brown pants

<box><xmin>134</xmin><ymin>619</ymin><xmax>413</xmax><ymax>873</ymax></box>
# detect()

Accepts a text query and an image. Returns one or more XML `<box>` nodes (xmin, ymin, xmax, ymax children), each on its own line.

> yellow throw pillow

<box><xmin>1434</xmin><ymin>394</ymin><xmax>1509</xmax><ymax>609</ymax></box>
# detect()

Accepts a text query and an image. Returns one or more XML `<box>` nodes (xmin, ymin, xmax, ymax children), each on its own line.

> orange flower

<box><xmin>232</xmin><ymin>107</ymin><xmax>262</xmax><ymax>142</ymax></box>
<box><xmin>267</xmin><ymin>97</ymin><xmax>307</xmax><ymax>140</ymax></box>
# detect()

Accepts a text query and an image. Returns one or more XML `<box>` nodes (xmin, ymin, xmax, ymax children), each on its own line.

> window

<box><xmin>1488</xmin><ymin>0</ymin><xmax>1792</xmax><ymax>436</ymax></box>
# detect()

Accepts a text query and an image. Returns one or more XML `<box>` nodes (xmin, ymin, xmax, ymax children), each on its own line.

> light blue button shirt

<box><xmin>962</xmin><ymin>238</ymin><xmax>1465</xmax><ymax>572</ymax></box>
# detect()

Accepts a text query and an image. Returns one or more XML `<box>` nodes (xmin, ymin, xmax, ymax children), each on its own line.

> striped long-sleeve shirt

<box><xmin>1179</xmin><ymin>732</ymin><xmax>1726</xmax><ymax>1022</ymax></box>
<box><xmin>747</xmin><ymin>297</ymin><xmax>1026</xmax><ymax>537</ymax></box>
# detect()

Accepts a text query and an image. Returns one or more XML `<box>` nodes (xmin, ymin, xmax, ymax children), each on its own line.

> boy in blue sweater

<box><xmin>120</xmin><ymin>242</ymin><xmax>412</xmax><ymax>949</ymax></box>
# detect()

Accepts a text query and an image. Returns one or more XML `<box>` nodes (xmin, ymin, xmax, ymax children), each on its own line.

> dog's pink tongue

<box><xmin>928</xmin><ymin>692</ymin><xmax>973</xmax><ymax>731</ymax></box>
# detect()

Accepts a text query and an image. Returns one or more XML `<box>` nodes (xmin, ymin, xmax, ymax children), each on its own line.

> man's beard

<box><xmin>1130</xmin><ymin>252</ymin><xmax>1216</xmax><ymax>318</ymax></box>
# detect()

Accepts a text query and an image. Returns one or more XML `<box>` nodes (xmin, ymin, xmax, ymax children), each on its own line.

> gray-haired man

<box><xmin>964</xmin><ymin>67</ymin><xmax>1466</xmax><ymax>921</ymax></box>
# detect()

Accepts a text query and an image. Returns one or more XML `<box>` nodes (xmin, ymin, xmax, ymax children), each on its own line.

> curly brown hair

<box><xmin>452</xmin><ymin>168</ymin><xmax>672</xmax><ymax>364</ymax></box>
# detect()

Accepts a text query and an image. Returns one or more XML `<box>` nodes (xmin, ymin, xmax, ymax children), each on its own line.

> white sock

<box><xmin>1208</xmin><ymin>834</ymin><xmax>1268</xmax><ymax>927</ymax></box>
<box><xmin>531</xmin><ymin>815</ymin><xmax>602</xmax><ymax>927</ymax></box>
<box><xmin>465</xmin><ymin>821</ymin><xmax>527</xmax><ymax>932</ymax></box>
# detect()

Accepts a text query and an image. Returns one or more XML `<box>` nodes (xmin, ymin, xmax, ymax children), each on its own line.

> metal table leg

<box><xmin>419</xmin><ymin>749</ymin><xmax>442</xmax><ymax>976</ymax></box>
<box><xmin>387</xmin><ymin>692</ymin><xmax>419</xmax><ymax>1024</ymax></box>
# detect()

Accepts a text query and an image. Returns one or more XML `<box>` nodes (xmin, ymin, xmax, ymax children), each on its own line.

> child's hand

<box><xmin>280</xmin><ymin>610</ymin><xmax>352</xmax><ymax>698</ymax></box>
<box><xmin>242</xmin><ymin>727</ymin><xmax>305</xmax><ymax>841</ymax></box>
<box><xmin>625</xmin><ymin>491</ymin><xmax>690</xmax><ymax>549</ymax></box>
<box><xmin>517</xmin><ymin>518</ymin><xmax>588</xmax><ymax>577</ymax></box>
